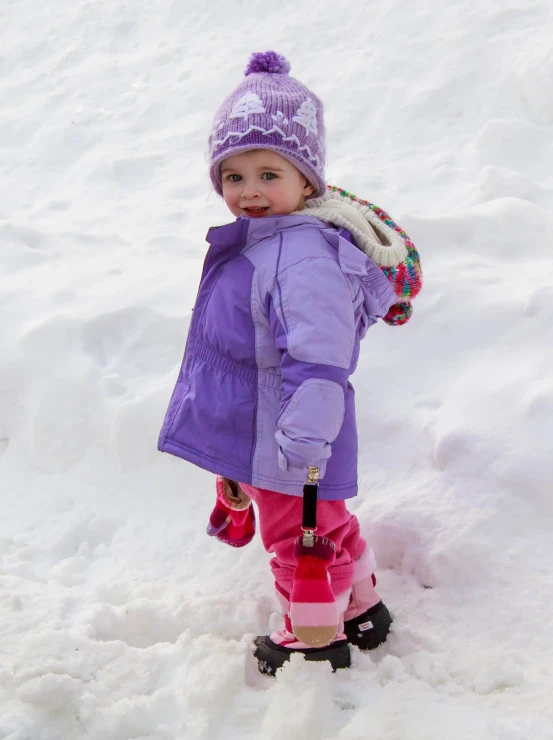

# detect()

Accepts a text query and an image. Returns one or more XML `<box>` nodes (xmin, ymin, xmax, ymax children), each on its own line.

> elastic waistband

<box><xmin>194</xmin><ymin>342</ymin><xmax>282</xmax><ymax>390</ymax></box>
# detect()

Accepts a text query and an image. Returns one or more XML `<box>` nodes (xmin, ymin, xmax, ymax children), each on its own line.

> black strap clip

<box><xmin>302</xmin><ymin>466</ymin><xmax>319</xmax><ymax>547</ymax></box>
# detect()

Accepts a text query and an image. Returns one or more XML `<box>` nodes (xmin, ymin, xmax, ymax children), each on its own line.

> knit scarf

<box><xmin>296</xmin><ymin>186</ymin><xmax>422</xmax><ymax>325</ymax></box>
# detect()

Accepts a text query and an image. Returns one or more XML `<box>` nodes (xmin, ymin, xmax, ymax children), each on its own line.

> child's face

<box><xmin>221</xmin><ymin>150</ymin><xmax>314</xmax><ymax>219</ymax></box>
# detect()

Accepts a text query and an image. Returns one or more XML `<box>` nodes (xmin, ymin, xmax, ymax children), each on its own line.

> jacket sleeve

<box><xmin>268</xmin><ymin>254</ymin><xmax>356</xmax><ymax>479</ymax></box>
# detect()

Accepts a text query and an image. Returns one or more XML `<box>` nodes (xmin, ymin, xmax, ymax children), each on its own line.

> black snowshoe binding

<box><xmin>343</xmin><ymin>601</ymin><xmax>392</xmax><ymax>650</ymax></box>
<box><xmin>253</xmin><ymin>636</ymin><xmax>351</xmax><ymax>676</ymax></box>
<box><xmin>253</xmin><ymin>602</ymin><xmax>392</xmax><ymax>675</ymax></box>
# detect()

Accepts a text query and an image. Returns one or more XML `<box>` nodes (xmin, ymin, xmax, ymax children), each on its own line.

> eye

<box><xmin>226</xmin><ymin>174</ymin><xmax>241</xmax><ymax>182</ymax></box>
<box><xmin>261</xmin><ymin>172</ymin><xmax>277</xmax><ymax>180</ymax></box>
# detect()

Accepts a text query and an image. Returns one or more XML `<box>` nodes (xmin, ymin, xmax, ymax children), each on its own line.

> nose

<box><xmin>239</xmin><ymin>178</ymin><xmax>261</xmax><ymax>202</ymax></box>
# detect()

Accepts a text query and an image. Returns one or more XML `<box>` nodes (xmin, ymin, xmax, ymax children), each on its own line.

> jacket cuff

<box><xmin>277</xmin><ymin>448</ymin><xmax>328</xmax><ymax>479</ymax></box>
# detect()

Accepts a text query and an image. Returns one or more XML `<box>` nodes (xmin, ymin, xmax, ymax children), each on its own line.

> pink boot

<box><xmin>343</xmin><ymin>548</ymin><xmax>392</xmax><ymax>650</ymax></box>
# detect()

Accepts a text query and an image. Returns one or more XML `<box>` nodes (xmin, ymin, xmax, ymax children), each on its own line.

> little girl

<box><xmin>158</xmin><ymin>51</ymin><xmax>421</xmax><ymax>675</ymax></box>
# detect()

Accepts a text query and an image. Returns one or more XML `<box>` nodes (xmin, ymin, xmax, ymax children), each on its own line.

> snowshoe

<box><xmin>253</xmin><ymin>635</ymin><xmax>351</xmax><ymax>676</ymax></box>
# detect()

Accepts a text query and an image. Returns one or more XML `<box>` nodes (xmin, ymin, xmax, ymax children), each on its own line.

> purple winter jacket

<box><xmin>158</xmin><ymin>214</ymin><xmax>396</xmax><ymax>500</ymax></box>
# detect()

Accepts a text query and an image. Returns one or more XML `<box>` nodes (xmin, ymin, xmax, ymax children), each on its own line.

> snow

<box><xmin>1</xmin><ymin>0</ymin><xmax>553</xmax><ymax>737</ymax></box>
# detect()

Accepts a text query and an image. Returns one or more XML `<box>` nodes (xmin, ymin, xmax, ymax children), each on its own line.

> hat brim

<box><xmin>210</xmin><ymin>145</ymin><xmax>326</xmax><ymax>199</ymax></box>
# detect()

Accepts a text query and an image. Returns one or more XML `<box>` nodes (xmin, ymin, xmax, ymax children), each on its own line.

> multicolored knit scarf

<box><xmin>302</xmin><ymin>185</ymin><xmax>423</xmax><ymax>326</ymax></box>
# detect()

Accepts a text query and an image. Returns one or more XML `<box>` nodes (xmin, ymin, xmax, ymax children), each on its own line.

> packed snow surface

<box><xmin>1</xmin><ymin>0</ymin><xmax>553</xmax><ymax>738</ymax></box>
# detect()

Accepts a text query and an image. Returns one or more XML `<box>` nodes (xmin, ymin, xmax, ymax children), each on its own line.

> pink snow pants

<box><xmin>240</xmin><ymin>483</ymin><xmax>381</xmax><ymax>639</ymax></box>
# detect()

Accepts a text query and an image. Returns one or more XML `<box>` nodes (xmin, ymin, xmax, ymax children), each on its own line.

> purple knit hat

<box><xmin>209</xmin><ymin>51</ymin><xmax>326</xmax><ymax>198</ymax></box>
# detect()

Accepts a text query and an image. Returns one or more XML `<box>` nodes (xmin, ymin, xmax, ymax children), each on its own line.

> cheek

<box><xmin>276</xmin><ymin>185</ymin><xmax>295</xmax><ymax>204</ymax></box>
<box><xmin>222</xmin><ymin>186</ymin><xmax>237</xmax><ymax>205</ymax></box>
<box><xmin>223</xmin><ymin>188</ymin><xmax>242</xmax><ymax>216</ymax></box>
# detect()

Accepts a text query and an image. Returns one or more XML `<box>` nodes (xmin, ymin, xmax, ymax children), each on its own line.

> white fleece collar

<box><xmin>294</xmin><ymin>190</ymin><xmax>408</xmax><ymax>268</ymax></box>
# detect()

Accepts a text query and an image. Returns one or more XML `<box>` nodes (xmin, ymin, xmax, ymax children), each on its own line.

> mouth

<box><xmin>242</xmin><ymin>207</ymin><xmax>270</xmax><ymax>218</ymax></box>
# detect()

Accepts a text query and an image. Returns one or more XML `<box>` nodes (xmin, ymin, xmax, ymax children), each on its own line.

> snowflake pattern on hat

<box><xmin>293</xmin><ymin>99</ymin><xmax>318</xmax><ymax>135</ymax></box>
<box><xmin>229</xmin><ymin>93</ymin><xmax>266</xmax><ymax>120</ymax></box>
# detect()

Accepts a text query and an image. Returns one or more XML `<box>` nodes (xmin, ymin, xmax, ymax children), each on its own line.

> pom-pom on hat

<box><xmin>209</xmin><ymin>51</ymin><xmax>326</xmax><ymax>198</ymax></box>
